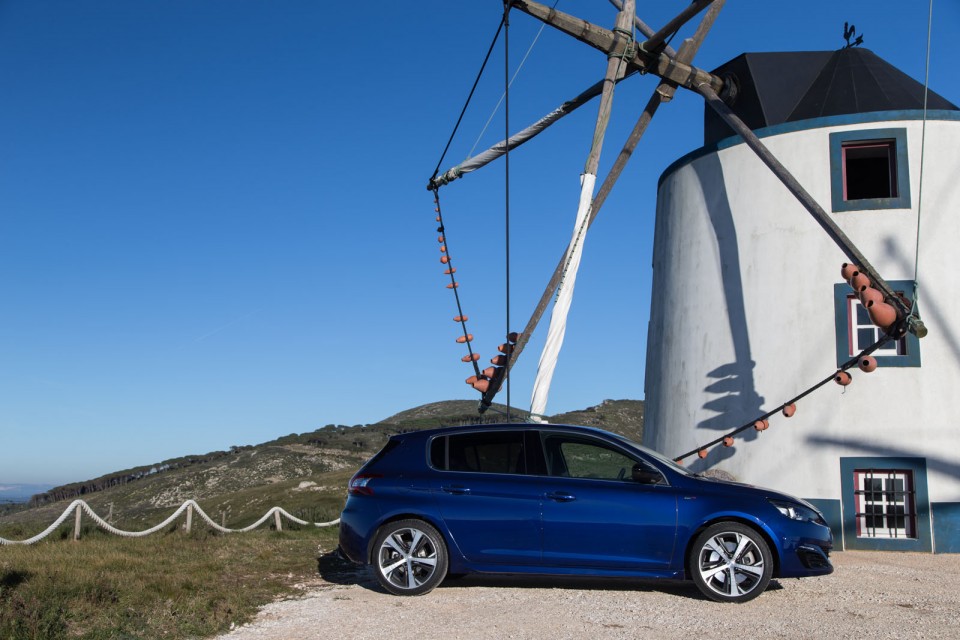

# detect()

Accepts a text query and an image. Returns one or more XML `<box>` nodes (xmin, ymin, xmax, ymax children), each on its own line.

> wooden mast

<box><xmin>482</xmin><ymin>2</ymin><xmax>725</xmax><ymax>410</ymax></box>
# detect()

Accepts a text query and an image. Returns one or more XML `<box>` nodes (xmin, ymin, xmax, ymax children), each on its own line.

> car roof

<box><xmin>396</xmin><ymin>422</ymin><xmax>625</xmax><ymax>441</ymax></box>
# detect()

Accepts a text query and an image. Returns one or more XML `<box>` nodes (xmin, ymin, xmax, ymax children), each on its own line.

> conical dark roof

<box><xmin>704</xmin><ymin>48</ymin><xmax>959</xmax><ymax>145</ymax></box>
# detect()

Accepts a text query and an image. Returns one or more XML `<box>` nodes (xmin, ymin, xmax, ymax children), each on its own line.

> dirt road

<box><xmin>219</xmin><ymin>550</ymin><xmax>960</xmax><ymax>639</ymax></box>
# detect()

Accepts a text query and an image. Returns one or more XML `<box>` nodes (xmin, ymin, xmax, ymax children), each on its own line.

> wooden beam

<box><xmin>509</xmin><ymin>0</ymin><xmax>723</xmax><ymax>93</ymax></box>
<box><xmin>480</xmin><ymin>3</ymin><xmax>726</xmax><ymax>409</ymax></box>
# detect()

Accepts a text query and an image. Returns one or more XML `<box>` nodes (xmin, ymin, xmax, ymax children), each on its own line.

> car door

<box><xmin>428</xmin><ymin>430</ymin><xmax>542</xmax><ymax>566</ymax></box>
<box><xmin>538</xmin><ymin>432</ymin><xmax>679</xmax><ymax>570</ymax></box>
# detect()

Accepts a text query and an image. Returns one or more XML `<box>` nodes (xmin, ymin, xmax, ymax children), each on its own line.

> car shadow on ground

<box><xmin>316</xmin><ymin>549</ymin><xmax>377</xmax><ymax>588</ymax></box>
<box><xmin>316</xmin><ymin>549</ymin><xmax>782</xmax><ymax>601</ymax></box>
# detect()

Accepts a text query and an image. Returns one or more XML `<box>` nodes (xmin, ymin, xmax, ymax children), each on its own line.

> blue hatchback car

<box><xmin>338</xmin><ymin>423</ymin><xmax>833</xmax><ymax>602</ymax></box>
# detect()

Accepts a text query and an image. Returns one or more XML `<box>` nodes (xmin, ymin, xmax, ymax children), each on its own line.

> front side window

<box><xmin>854</xmin><ymin>469</ymin><xmax>916</xmax><ymax>539</ymax></box>
<box><xmin>430</xmin><ymin>431</ymin><xmax>525</xmax><ymax>474</ymax></box>
<box><xmin>830</xmin><ymin>128</ymin><xmax>911</xmax><ymax>212</ymax></box>
<box><xmin>542</xmin><ymin>435</ymin><xmax>651</xmax><ymax>482</ymax></box>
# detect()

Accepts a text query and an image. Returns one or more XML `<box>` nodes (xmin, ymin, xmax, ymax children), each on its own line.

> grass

<box><xmin>0</xmin><ymin>525</ymin><xmax>341</xmax><ymax>640</ymax></box>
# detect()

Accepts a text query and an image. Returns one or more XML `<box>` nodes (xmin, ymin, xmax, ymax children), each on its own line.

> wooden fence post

<box><xmin>274</xmin><ymin>509</ymin><xmax>282</xmax><ymax>532</ymax></box>
<box><xmin>74</xmin><ymin>504</ymin><xmax>82</xmax><ymax>541</ymax></box>
<box><xmin>186</xmin><ymin>504</ymin><xmax>193</xmax><ymax>534</ymax></box>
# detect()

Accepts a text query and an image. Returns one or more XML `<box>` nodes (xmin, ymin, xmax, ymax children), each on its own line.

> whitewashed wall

<box><xmin>644</xmin><ymin>116</ymin><xmax>960</xmax><ymax>504</ymax></box>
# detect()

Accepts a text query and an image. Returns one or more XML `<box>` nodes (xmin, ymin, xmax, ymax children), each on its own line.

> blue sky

<box><xmin>1</xmin><ymin>1</ymin><xmax>957</xmax><ymax>485</ymax></box>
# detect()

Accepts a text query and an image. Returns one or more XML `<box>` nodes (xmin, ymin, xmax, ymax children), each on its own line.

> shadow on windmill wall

<box><xmin>881</xmin><ymin>236</ymin><xmax>960</xmax><ymax>369</ymax></box>
<box><xmin>806</xmin><ymin>435</ymin><xmax>960</xmax><ymax>484</ymax></box>
<box><xmin>687</xmin><ymin>155</ymin><xmax>765</xmax><ymax>473</ymax></box>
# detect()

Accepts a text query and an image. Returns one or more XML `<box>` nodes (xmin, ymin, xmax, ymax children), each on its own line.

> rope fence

<box><xmin>0</xmin><ymin>499</ymin><xmax>340</xmax><ymax>546</ymax></box>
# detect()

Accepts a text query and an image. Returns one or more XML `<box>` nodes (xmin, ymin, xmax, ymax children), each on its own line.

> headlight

<box><xmin>769</xmin><ymin>499</ymin><xmax>824</xmax><ymax>524</ymax></box>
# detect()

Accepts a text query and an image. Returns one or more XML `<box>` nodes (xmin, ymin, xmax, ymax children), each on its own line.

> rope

<box><xmin>673</xmin><ymin>331</ymin><xmax>900</xmax><ymax>463</ymax></box>
<box><xmin>433</xmin><ymin>189</ymin><xmax>482</xmax><ymax>378</ymax></box>
<box><xmin>430</xmin><ymin>16</ymin><xmax>506</xmax><ymax>181</ymax></box>
<box><xmin>504</xmin><ymin>0</ymin><xmax>513</xmax><ymax>417</ymax></box>
<box><xmin>0</xmin><ymin>499</ymin><xmax>339</xmax><ymax>545</ymax></box>
<box><xmin>912</xmin><ymin>0</ymin><xmax>934</xmax><ymax>311</ymax></box>
<box><xmin>467</xmin><ymin>0</ymin><xmax>559</xmax><ymax>160</ymax></box>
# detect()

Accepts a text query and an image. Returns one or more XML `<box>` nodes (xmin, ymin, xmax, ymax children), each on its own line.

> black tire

<box><xmin>372</xmin><ymin>519</ymin><xmax>448</xmax><ymax>596</ymax></box>
<box><xmin>688</xmin><ymin>522</ymin><xmax>773</xmax><ymax>603</ymax></box>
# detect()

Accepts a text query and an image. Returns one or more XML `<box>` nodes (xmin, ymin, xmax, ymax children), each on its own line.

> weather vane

<box><xmin>843</xmin><ymin>22</ymin><xmax>864</xmax><ymax>48</ymax></box>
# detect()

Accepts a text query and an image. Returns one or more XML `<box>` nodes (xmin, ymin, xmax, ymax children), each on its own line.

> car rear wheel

<box><xmin>689</xmin><ymin>522</ymin><xmax>773</xmax><ymax>603</ymax></box>
<box><xmin>373</xmin><ymin>519</ymin><xmax>448</xmax><ymax>596</ymax></box>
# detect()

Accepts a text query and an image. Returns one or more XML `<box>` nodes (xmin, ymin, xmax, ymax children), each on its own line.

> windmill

<box><xmin>428</xmin><ymin>0</ymin><xmax>925</xmax><ymax>453</ymax></box>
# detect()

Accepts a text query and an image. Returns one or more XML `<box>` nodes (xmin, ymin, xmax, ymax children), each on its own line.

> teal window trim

<box><xmin>830</xmin><ymin>128</ymin><xmax>911</xmax><ymax>212</ymax></box>
<box><xmin>840</xmin><ymin>456</ymin><xmax>930</xmax><ymax>552</ymax></box>
<box><xmin>833</xmin><ymin>280</ymin><xmax>921</xmax><ymax>368</ymax></box>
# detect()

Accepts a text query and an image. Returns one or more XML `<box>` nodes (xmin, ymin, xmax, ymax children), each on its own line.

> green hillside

<box><xmin>0</xmin><ymin>399</ymin><xmax>643</xmax><ymax>538</ymax></box>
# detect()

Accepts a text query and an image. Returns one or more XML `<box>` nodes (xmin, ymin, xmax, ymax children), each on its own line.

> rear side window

<box><xmin>430</xmin><ymin>431</ymin><xmax>525</xmax><ymax>474</ymax></box>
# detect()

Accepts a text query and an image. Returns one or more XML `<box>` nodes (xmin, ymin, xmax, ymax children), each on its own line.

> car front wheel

<box><xmin>373</xmin><ymin>519</ymin><xmax>448</xmax><ymax>596</ymax></box>
<box><xmin>689</xmin><ymin>522</ymin><xmax>773</xmax><ymax>603</ymax></box>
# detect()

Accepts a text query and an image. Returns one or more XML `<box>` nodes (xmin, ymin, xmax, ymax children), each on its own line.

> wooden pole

<box><xmin>481</xmin><ymin>3</ymin><xmax>724</xmax><ymax>404</ymax></box>
<box><xmin>186</xmin><ymin>504</ymin><xmax>193</xmax><ymax>533</ymax></box>
<box><xmin>274</xmin><ymin>510</ymin><xmax>282</xmax><ymax>532</ymax></box>
<box><xmin>638</xmin><ymin>0</ymin><xmax>713</xmax><ymax>55</ymax></box>
<box><xmin>584</xmin><ymin>0</ymin><xmax>635</xmax><ymax>176</ymax></box>
<box><xmin>509</xmin><ymin>0</ymin><xmax>722</xmax><ymax>94</ymax></box>
<box><xmin>74</xmin><ymin>504</ymin><xmax>82</xmax><ymax>541</ymax></box>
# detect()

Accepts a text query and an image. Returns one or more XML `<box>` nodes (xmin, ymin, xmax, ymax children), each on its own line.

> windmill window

<box><xmin>830</xmin><ymin>128</ymin><xmax>911</xmax><ymax>212</ymax></box>
<box><xmin>853</xmin><ymin>469</ymin><xmax>916</xmax><ymax>540</ymax></box>
<box><xmin>842</xmin><ymin>141</ymin><xmax>897</xmax><ymax>200</ymax></box>
<box><xmin>833</xmin><ymin>280</ymin><xmax>920</xmax><ymax>367</ymax></box>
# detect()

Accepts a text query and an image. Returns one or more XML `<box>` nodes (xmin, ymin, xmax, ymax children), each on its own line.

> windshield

<box><xmin>608</xmin><ymin>432</ymin><xmax>693</xmax><ymax>476</ymax></box>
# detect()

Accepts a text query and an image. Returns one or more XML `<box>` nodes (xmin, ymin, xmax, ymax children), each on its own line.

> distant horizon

<box><xmin>5</xmin><ymin>396</ymin><xmax>643</xmax><ymax>488</ymax></box>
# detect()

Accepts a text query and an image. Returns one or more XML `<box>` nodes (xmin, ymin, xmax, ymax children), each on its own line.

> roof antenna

<box><xmin>843</xmin><ymin>22</ymin><xmax>864</xmax><ymax>49</ymax></box>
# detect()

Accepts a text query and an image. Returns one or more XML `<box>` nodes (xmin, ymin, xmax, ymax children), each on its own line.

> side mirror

<box><xmin>631</xmin><ymin>463</ymin><xmax>661</xmax><ymax>485</ymax></box>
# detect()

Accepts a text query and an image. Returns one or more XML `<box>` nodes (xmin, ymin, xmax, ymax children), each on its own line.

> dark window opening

<box><xmin>430</xmin><ymin>432</ymin><xmax>525</xmax><ymax>474</ymax></box>
<box><xmin>842</xmin><ymin>140</ymin><xmax>897</xmax><ymax>201</ymax></box>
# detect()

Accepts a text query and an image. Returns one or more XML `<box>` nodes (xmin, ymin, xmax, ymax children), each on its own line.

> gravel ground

<box><xmin>219</xmin><ymin>550</ymin><xmax>960</xmax><ymax>639</ymax></box>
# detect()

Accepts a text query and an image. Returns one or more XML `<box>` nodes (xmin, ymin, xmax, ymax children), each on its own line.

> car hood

<box><xmin>691</xmin><ymin>475</ymin><xmax>820</xmax><ymax>511</ymax></box>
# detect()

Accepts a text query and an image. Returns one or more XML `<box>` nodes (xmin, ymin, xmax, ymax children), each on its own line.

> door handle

<box><xmin>441</xmin><ymin>486</ymin><xmax>471</xmax><ymax>495</ymax></box>
<box><xmin>546</xmin><ymin>492</ymin><xmax>576</xmax><ymax>502</ymax></box>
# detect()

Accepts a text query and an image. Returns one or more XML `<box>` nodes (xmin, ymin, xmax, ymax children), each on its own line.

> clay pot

<box><xmin>440</xmin><ymin>256</ymin><xmax>449</xmax><ymax>264</ymax></box>
<box><xmin>446</xmin><ymin>282</ymin><xmax>458</xmax><ymax>289</ymax></box>
<box><xmin>723</xmin><ymin>436</ymin><xmax>734</xmax><ymax>447</ymax></box>
<box><xmin>866</xmin><ymin>300</ymin><xmax>898</xmax><ymax>330</ymax></box>
<box><xmin>782</xmin><ymin>403</ymin><xmax>797</xmax><ymax>418</ymax></box>
<box><xmin>472</xmin><ymin>380</ymin><xmax>490</xmax><ymax>393</ymax></box>
<box><xmin>841</xmin><ymin>263</ymin><xmax>860</xmax><ymax>281</ymax></box>
<box><xmin>444</xmin><ymin>267</ymin><xmax>456</xmax><ymax>275</ymax></box>
<box><xmin>859</xmin><ymin>356</ymin><xmax>878</xmax><ymax>373</ymax></box>
<box><xmin>858</xmin><ymin>287</ymin><xmax>883</xmax><ymax>307</ymax></box>
<box><xmin>491</xmin><ymin>355</ymin><xmax>507</xmax><ymax>366</ymax></box>
<box><xmin>698</xmin><ymin>449</ymin><xmax>708</xmax><ymax>459</ymax></box>
<box><xmin>465</xmin><ymin>375</ymin><xmax>479</xmax><ymax>385</ymax></box>
<box><xmin>835</xmin><ymin>371</ymin><xmax>852</xmax><ymax>386</ymax></box>
<box><xmin>455</xmin><ymin>334</ymin><xmax>473</xmax><ymax>343</ymax></box>
<box><xmin>850</xmin><ymin>272</ymin><xmax>871</xmax><ymax>292</ymax></box>
<box><xmin>507</xmin><ymin>332</ymin><xmax>521</xmax><ymax>343</ymax></box>
<box><xmin>754</xmin><ymin>419</ymin><xmax>769</xmax><ymax>431</ymax></box>
<box><xmin>453</xmin><ymin>315</ymin><xmax>467</xmax><ymax>322</ymax></box>
<box><xmin>461</xmin><ymin>353</ymin><xmax>480</xmax><ymax>363</ymax></box>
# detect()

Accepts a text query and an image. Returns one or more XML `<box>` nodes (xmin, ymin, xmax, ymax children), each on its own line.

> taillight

<box><xmin>348</xmin><ymin>473</ymin><xmax>381</xmax><ymax>496</ymax></box>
